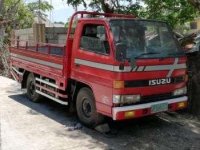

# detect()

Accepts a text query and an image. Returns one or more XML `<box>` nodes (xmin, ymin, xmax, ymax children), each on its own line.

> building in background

<box><xmin>189</xmin><ymin>17</ymin><xmax>200</xmax><ymax>33</ymax></box>
<box><xmin>34</xmin><ymin>15</ymin><xmax>65</xmax><ymax>27</ymax></box>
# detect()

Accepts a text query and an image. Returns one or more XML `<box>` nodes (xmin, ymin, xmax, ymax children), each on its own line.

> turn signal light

<box><xmin>124</xmin><ymin>111</ymin><xmax>135</xmax><ymax>119</ymax></box>
<box><xmin>113</xmin><ymin>80</ymin><xmax>124</xmax><ymax>89</ymax></box>
<box><xmin>177</xmin><ymin>102</ymin><xmax>186</xmax><ymax>108</ymax></box>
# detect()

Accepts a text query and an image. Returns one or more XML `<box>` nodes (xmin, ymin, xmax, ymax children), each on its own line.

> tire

<box><xmin>26</xmin><ymin>73</ymin><xmax>41</xmax><ymax>102</ymax></box>
<box><xmin>76</xmin><ymin>87</ymin><xmax>104</xmax><ymax>127</ymax></box>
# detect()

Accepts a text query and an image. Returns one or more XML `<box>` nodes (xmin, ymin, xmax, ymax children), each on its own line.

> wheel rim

<box><xmin>82</xmin><ymin>98</ymin><xmax>92</xmax><ymax>118</ymax></box>
<box><xmin>29</xmin><ymin>81</ymin><xmax>35</xmax><ymax>96</ymax></box>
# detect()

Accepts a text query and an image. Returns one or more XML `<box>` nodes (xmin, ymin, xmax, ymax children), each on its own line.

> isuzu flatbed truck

<box><xmin>10</xmin><ymin>11</ymin><xmax>188</xmax><ymax>127</ymax></box>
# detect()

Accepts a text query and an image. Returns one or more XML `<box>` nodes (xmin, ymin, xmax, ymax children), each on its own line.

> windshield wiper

<box><xmin>129</xmin><ymin>52</ymin><xmax>160</xmax><ymax>71</ymax></box>
<box><xmin>135</xmin><ymin>52</ymin><xmax>160</xmax><ymax>59</ymax></box>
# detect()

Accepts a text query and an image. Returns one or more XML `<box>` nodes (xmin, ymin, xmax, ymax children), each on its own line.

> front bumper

<box><xmin>112</xmin><ymin>96</ymin><xmax>188</xmax><ymax>120</ymax></box>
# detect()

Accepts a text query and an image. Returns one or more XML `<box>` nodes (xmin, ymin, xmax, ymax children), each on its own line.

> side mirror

<box><xmin>184</xmin><ymin>43</ymin><xmax>200</xmax><ymax>55</ymax></box>
<box><xmin>115</xmin><ymin>43</ymin><xmax>127</xmax><ymax>71</ymax></box>
<box><xmin>115</xmin><ymin>43</ymin><xmax>127</xmax><ymax>61</ymax></box>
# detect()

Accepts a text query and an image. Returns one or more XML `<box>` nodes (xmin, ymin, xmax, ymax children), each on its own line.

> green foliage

<box><xmin>142</xmin><ymin>0</ymin><xmax>199</xmax><ymax>28</ymax></box>
<box><xmin>27</xmin><ymin>1</ymin><xmax>53</xmax><ymax>18</ymax></box>
<box><xmin>2</xmin><ymin>0</ymin><xmax>53</xmax><ymax>29</ymax></box>
<box><xmin>66</xmin><ymin>0</ymin><xmax>142</xmax><ymax>14</ymax></box>
<box><xmin>67</xmin><ymin>0</ymin><xmax>87</xmax><ymax>7</ymax></box>
<box><xmin>3</xmin><ymin>0</ymin><xmax>34</xmax><ymax>29</ymax></box>
<box><xmin>66</xmin><ymin>0</ymin><xmax>200</xmax><ymax>29</ymax></box>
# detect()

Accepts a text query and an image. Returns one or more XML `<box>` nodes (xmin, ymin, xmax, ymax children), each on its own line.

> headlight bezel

<box><xmin>173</xmin><ymin>86</ymin><xmax>187</xmax><ymax>96</ymax></box>
<box><xmin>113</xmin><ymin>94</ymin><xmax>141</xmax><ymax>104</ymax></box>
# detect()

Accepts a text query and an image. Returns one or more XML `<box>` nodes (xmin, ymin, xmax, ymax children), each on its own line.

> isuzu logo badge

<box><xmin>149</xmin><ymin>78</ymin><xmax>171</xmax><ymax>86</ymax></box>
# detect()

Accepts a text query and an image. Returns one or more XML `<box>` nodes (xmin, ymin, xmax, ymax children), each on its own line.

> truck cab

<box><xmin>69</xmin><ymin>12</ymin><xmax>187</xmax><ymax>122</ymax></box>
<box><xmin>10</xmin><ymin>11</ymin><xmax>188</xmax><ymax>127</ymax></box>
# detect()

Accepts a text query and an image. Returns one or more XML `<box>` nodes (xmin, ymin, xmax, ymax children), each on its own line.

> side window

<box><xmin>80</xmin><ymin>24</ymin><xmax>110</xmax><ymax>54</ymax></box>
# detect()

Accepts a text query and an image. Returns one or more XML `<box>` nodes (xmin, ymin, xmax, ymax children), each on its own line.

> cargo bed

<box><xmin>10</xmin><ymin>40</ymin><xmax>67</xmax><ymax>91</ymax></box>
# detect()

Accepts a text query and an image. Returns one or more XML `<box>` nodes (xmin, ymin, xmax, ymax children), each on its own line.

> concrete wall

<box><xmin>13</xmin><ymin>28</ymin><xmax>34</xmax><ymax>41</ymax></box>
<box><xmin>13</xmin><ymin>24</ymin><xmax>46</xmax><ymax>46</ymax></box>
<box><xmin>45</xmin><ymin>27</ymin><xmax>67</xmax><ymax>45</ymax></box>
<box><xmin>13</xmin><ymin>25</ymin><xmax>69</xmax><ymax>46</ymax></box>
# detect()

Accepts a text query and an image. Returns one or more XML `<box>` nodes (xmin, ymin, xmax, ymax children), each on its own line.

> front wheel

<box><xmin>26</xmin><ymin>73</ymin><xmax>41</xmax><ymax>102</ymax></box>
<box><xmin>76</xmin><ymin>87</ymin><xmax>104</xmax><ymax>127</ymax></box>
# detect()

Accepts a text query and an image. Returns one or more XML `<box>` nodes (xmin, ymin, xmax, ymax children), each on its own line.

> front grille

<box><xmin>141</xmin><ymin>93</ymin><xmax>172</xmax><ymax>102</ymax></box>
<box><xmin>138</xmin><ymin>93</ymin><xmax>183</xmax><ymax>104</ymax></box>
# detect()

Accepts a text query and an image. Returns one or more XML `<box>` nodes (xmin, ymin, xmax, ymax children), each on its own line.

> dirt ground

<box><xmin>0</xmin><ymin>76</ymin><xmax>200</xmax><ymax>150</ymax></box>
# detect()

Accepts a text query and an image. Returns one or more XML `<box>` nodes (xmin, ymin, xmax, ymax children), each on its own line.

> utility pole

<box><xmin>49</xmin><ymin>0</ymin><xmax>52</xmax><ymax>26</ymax></box>
<box><xmin>38</xmin><ymin>0</ymin><xmax>42</xmax><ymax>23</ymax></box>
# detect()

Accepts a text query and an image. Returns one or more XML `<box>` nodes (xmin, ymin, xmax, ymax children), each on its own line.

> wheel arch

<box><xmin>21</xmin><ymin>71</ymin><xmax>39</xmax><ymax>89</ymax></box>
<box><xmin>73</xmin><ymin>80</ymin><xmax>105</xmax><ymax>127</ymax></box>
<box><xmin>69</xmin><ymin>80</ymin><xmax>94</xmax><ymax>111</ymax></box>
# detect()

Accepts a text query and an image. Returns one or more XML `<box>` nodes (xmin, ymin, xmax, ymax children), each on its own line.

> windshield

<box><xmin>110</xmin><ymin>20</ymin><xmax>184</xmax><ymax>61</ymax></box>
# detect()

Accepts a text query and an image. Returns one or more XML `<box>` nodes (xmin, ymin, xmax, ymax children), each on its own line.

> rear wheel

<box><xmin>76</xmin><ymin>87</ymin><xmax>104</xmax><ymax>127</ymax></box>
<box><xmin>26</xmin><ymin>73</ymin><xmax>41</xmax><ymax>102</ymax></box>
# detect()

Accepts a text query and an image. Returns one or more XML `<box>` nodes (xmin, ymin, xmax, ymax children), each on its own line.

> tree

<box><xmin>0</xmin><ymin>0</ymin><xmax>53</xmax><ymax>76</ymax></box>
<box><xmin>66</xmin><ymin>0</ymin><xmax>200</xmax><ymax>29</ymax></box>
<box><xmin>0</xmin><ymin>0</ymin><xmax>54</xmax><ymax>44</ymax></box>
<box><xmin>142</xmin><ymin>0</ymin><xmax>199</xmax><ymax>28</ymax></box>
<box><xmin>1</xmin><ymin>0</ymin><xmax>53</xmax><ymax>30</ymax></box>
<box><xmin>27</xmin><ymin>0</ymin><xmax>53</xmax><ymax>19</ymax></box>
<box><xmin>0</xmin><ymin>0</ymin><xmax>5</xmax><ymax>37</ymax></box>
<box><xmin>66</xmin><ymin>0</ymin><xmax>142</xmax><ymax>15</ymax></box>
<box><xmin>0</xmin><ymin>0</ymin><xmax>4</xmax><ymax>17</ymax></box>
<box><xmin>2</xmin><ymin>0</ymin><xmax>34</xmax><ymax>29</ymax></box>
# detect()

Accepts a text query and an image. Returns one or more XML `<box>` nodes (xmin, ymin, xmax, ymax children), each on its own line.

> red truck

<box><xmin>10</xmin><ymin>11</ymin><xmax>188</xmax><ymax>127</ymax></box>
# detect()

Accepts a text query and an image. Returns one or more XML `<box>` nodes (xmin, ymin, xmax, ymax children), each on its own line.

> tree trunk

<box><xmin>187</xmin><ymin>52</ymin><xmax>200</xmax><ymax>116</ymax></box>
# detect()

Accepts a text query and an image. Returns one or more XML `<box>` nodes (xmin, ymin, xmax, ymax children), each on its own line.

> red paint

<box><xmin>9</xmin><ymin>11</ymin><xmax>188</xmax><ymax>121</ymax></box>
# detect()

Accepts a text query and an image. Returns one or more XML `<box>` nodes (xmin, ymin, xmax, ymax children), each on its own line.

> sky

<box><xmin>25</xmin><ymin>0</ymin><xmax>86</xmax><ymax>23</ymax></box>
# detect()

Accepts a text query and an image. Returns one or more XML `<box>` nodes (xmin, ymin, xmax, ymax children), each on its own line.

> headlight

<box><xmin>173</xmin><ymin>87</ymin><xmax>187</xmax><ymax>96</ymax></box>
<box><xmin>113</xmin><ymin>95</ymin><xmax>141</xmax><ymax>104</ymax></box>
